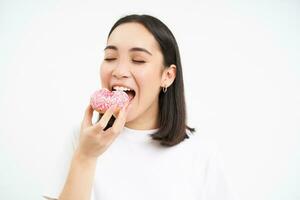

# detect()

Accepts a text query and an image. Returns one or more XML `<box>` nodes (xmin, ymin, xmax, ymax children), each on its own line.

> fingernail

<box><xmin>124</xmin><ymin>102</ymin><xmax>130</xmax><ymax>112</ymax></box>
<box><xmin>125</xmin><ymin>102</ymin><xmax>130</xmax><ymax>109</ymax></box>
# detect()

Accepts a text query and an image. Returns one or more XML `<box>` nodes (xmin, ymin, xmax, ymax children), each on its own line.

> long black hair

<box><xmin>98</xmin><ymin>14</ymin><xmax>195</xmax><ymax>147</ymax></box>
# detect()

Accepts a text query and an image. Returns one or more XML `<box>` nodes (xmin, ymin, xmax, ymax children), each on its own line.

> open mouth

<box><xmin>112</xmin><ymin>87</ymin><xmax>136</xmax><ymax>102</ymax></box>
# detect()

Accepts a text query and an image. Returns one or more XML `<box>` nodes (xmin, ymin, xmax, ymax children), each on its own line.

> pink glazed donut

<box><xmin>90</xmin><ymin>88</ymin><xmax>129</xmax><ymax>114</ymax></box>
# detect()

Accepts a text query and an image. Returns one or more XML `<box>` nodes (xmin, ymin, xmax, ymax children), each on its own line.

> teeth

<box><xmin>113</xmin><ymin>86</ymin><xmax>132</xmax><ymax>91</ymax></box>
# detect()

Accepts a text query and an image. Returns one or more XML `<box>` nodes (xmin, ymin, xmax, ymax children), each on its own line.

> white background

<box><xmin>0</xmin><ymin>0</ymin><xmax>299</xmax><ymax>199</ymax></box>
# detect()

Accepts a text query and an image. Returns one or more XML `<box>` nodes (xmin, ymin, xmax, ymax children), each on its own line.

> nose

<box><xmin>112</xmin><ymin>61</ymin><xmax>130</xmax><ymax>79</ymax></box>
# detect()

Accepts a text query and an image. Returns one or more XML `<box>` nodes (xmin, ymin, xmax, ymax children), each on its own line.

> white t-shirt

<box><xmin>42</xmin><ymin>126</ymin><xmax>239</xmax><ymax>200</ymax></box>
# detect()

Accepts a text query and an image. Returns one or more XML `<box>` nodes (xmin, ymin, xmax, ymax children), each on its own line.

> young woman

<box><xmin>43</xmin><ymin>14</ymin><xmax>237</xmax><ymax>200</ymax></box>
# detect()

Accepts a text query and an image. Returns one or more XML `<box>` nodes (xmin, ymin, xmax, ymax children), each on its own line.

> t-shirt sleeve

<box><xmin>41</xmin><ymin>125</ymin><xmax>80</xmax><ymax>199</ymax></box>
<box><xmin>202</xmin><ymin>143</ymin><xmax>239</xmax><ymax>200</ymax></box>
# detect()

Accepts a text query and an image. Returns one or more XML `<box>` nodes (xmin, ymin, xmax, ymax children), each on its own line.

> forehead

<box><xmin>107</xmin><ymin>22</ymin><xmax>160</xmax><ymax>52</ymax></box>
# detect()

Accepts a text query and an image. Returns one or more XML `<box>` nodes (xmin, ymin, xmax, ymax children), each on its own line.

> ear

<box><xmin>160</xmin><ymin>64</ymin><xmax>176</xmax><ymax>87</ymax></box>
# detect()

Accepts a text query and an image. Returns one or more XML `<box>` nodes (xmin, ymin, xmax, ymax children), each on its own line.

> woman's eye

<box><xmin>132</xmin><ymin>60</ymin><xmax>146</xmax><ymax>64</ymax></box>
<box><xmin>104</xmin><ymin>58</ymin><xmax>116</xmax><ymax>61</ymax></box>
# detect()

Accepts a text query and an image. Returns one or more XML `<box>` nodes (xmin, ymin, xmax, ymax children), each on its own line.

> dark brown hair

<box><xmin>97</xmin><ymin>14</ymin><xmax>195</xmax><ymax>146</ymax></box>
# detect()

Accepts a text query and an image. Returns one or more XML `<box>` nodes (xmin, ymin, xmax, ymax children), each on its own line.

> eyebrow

<box><xmin>104</xmin><ymin>45</ymin><xmax>152</xmax><ymax>56</ymax></box>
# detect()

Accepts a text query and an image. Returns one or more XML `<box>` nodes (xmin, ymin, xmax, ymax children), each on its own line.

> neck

<box><xmin>125</xmin><ymin>100</ymin><xmax>159</xmax><ymax>130</ymax></box>
<box><xmin>125</xmin><ymin>117</ymin><xmax>158</xmax><ymax>130</ymax></box>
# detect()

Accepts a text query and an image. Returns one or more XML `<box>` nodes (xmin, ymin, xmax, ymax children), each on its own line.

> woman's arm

<box><xmin>57</xmin><ymin>103</ymin><xmax>129</xmax><ymax>200</ymax></box>
<box><xmin>58</xmin><ymin>149</ymin><xmax>97</xmax><ymax>200</ymax></box>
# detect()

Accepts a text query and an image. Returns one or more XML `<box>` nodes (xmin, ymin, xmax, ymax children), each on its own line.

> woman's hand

<box><xmin>76</xmin><ymin>103</ymin><xmax>129</xmax><ymax>160</ymax></box>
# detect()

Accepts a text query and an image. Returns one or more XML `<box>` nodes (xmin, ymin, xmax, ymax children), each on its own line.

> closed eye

<box><xmin>104</xmin><ymin>58</ymin><xmax>116</xmax><ymax>62</ymax></box>
<box><xmin>132</xmin><ymin>60</ymin><xmax>146</xmax><ymax>64</ymax></box>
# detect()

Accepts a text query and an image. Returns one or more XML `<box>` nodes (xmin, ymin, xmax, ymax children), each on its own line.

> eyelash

<box><xmin>104</xmin><ymin>58</ymin><xmax>145</xmax><ymax>64</ymax></box>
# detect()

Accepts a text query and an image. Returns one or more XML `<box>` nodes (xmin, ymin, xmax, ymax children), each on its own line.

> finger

<box><xmin>81</xmin><ymin>104</ymin><xmax>94</xmax><ymax>129</ymax></box>
<box><xmin>94</xmin><ymin>104</ymin><xmax>117</xmax><ymax>131</ymax></box>
<box><xmin>114</xmin><ymin>101</ymin><xmax>129</xmax><ymax>119</ymax></box>
<box><xmin>108</xmin><ymin>103</ymin><xmax>129</xmax><ymax>138</ymax></box>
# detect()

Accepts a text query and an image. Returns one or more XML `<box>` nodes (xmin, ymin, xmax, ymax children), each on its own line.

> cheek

<box><xmin>135</xmin><ymin>67</ymin><xmax>162</xmax><ymax>98</ymax></box>
<box><xmin>100</xmin><ymin>63</ymin><xmax>111</xmax><ymax>87</ymax></box>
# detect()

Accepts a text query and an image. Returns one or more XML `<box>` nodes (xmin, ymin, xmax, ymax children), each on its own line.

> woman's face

<box><xmin>100</xmin><ymin>22</ymin><xmax>169</xmax><ymax>129</ymax></box>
